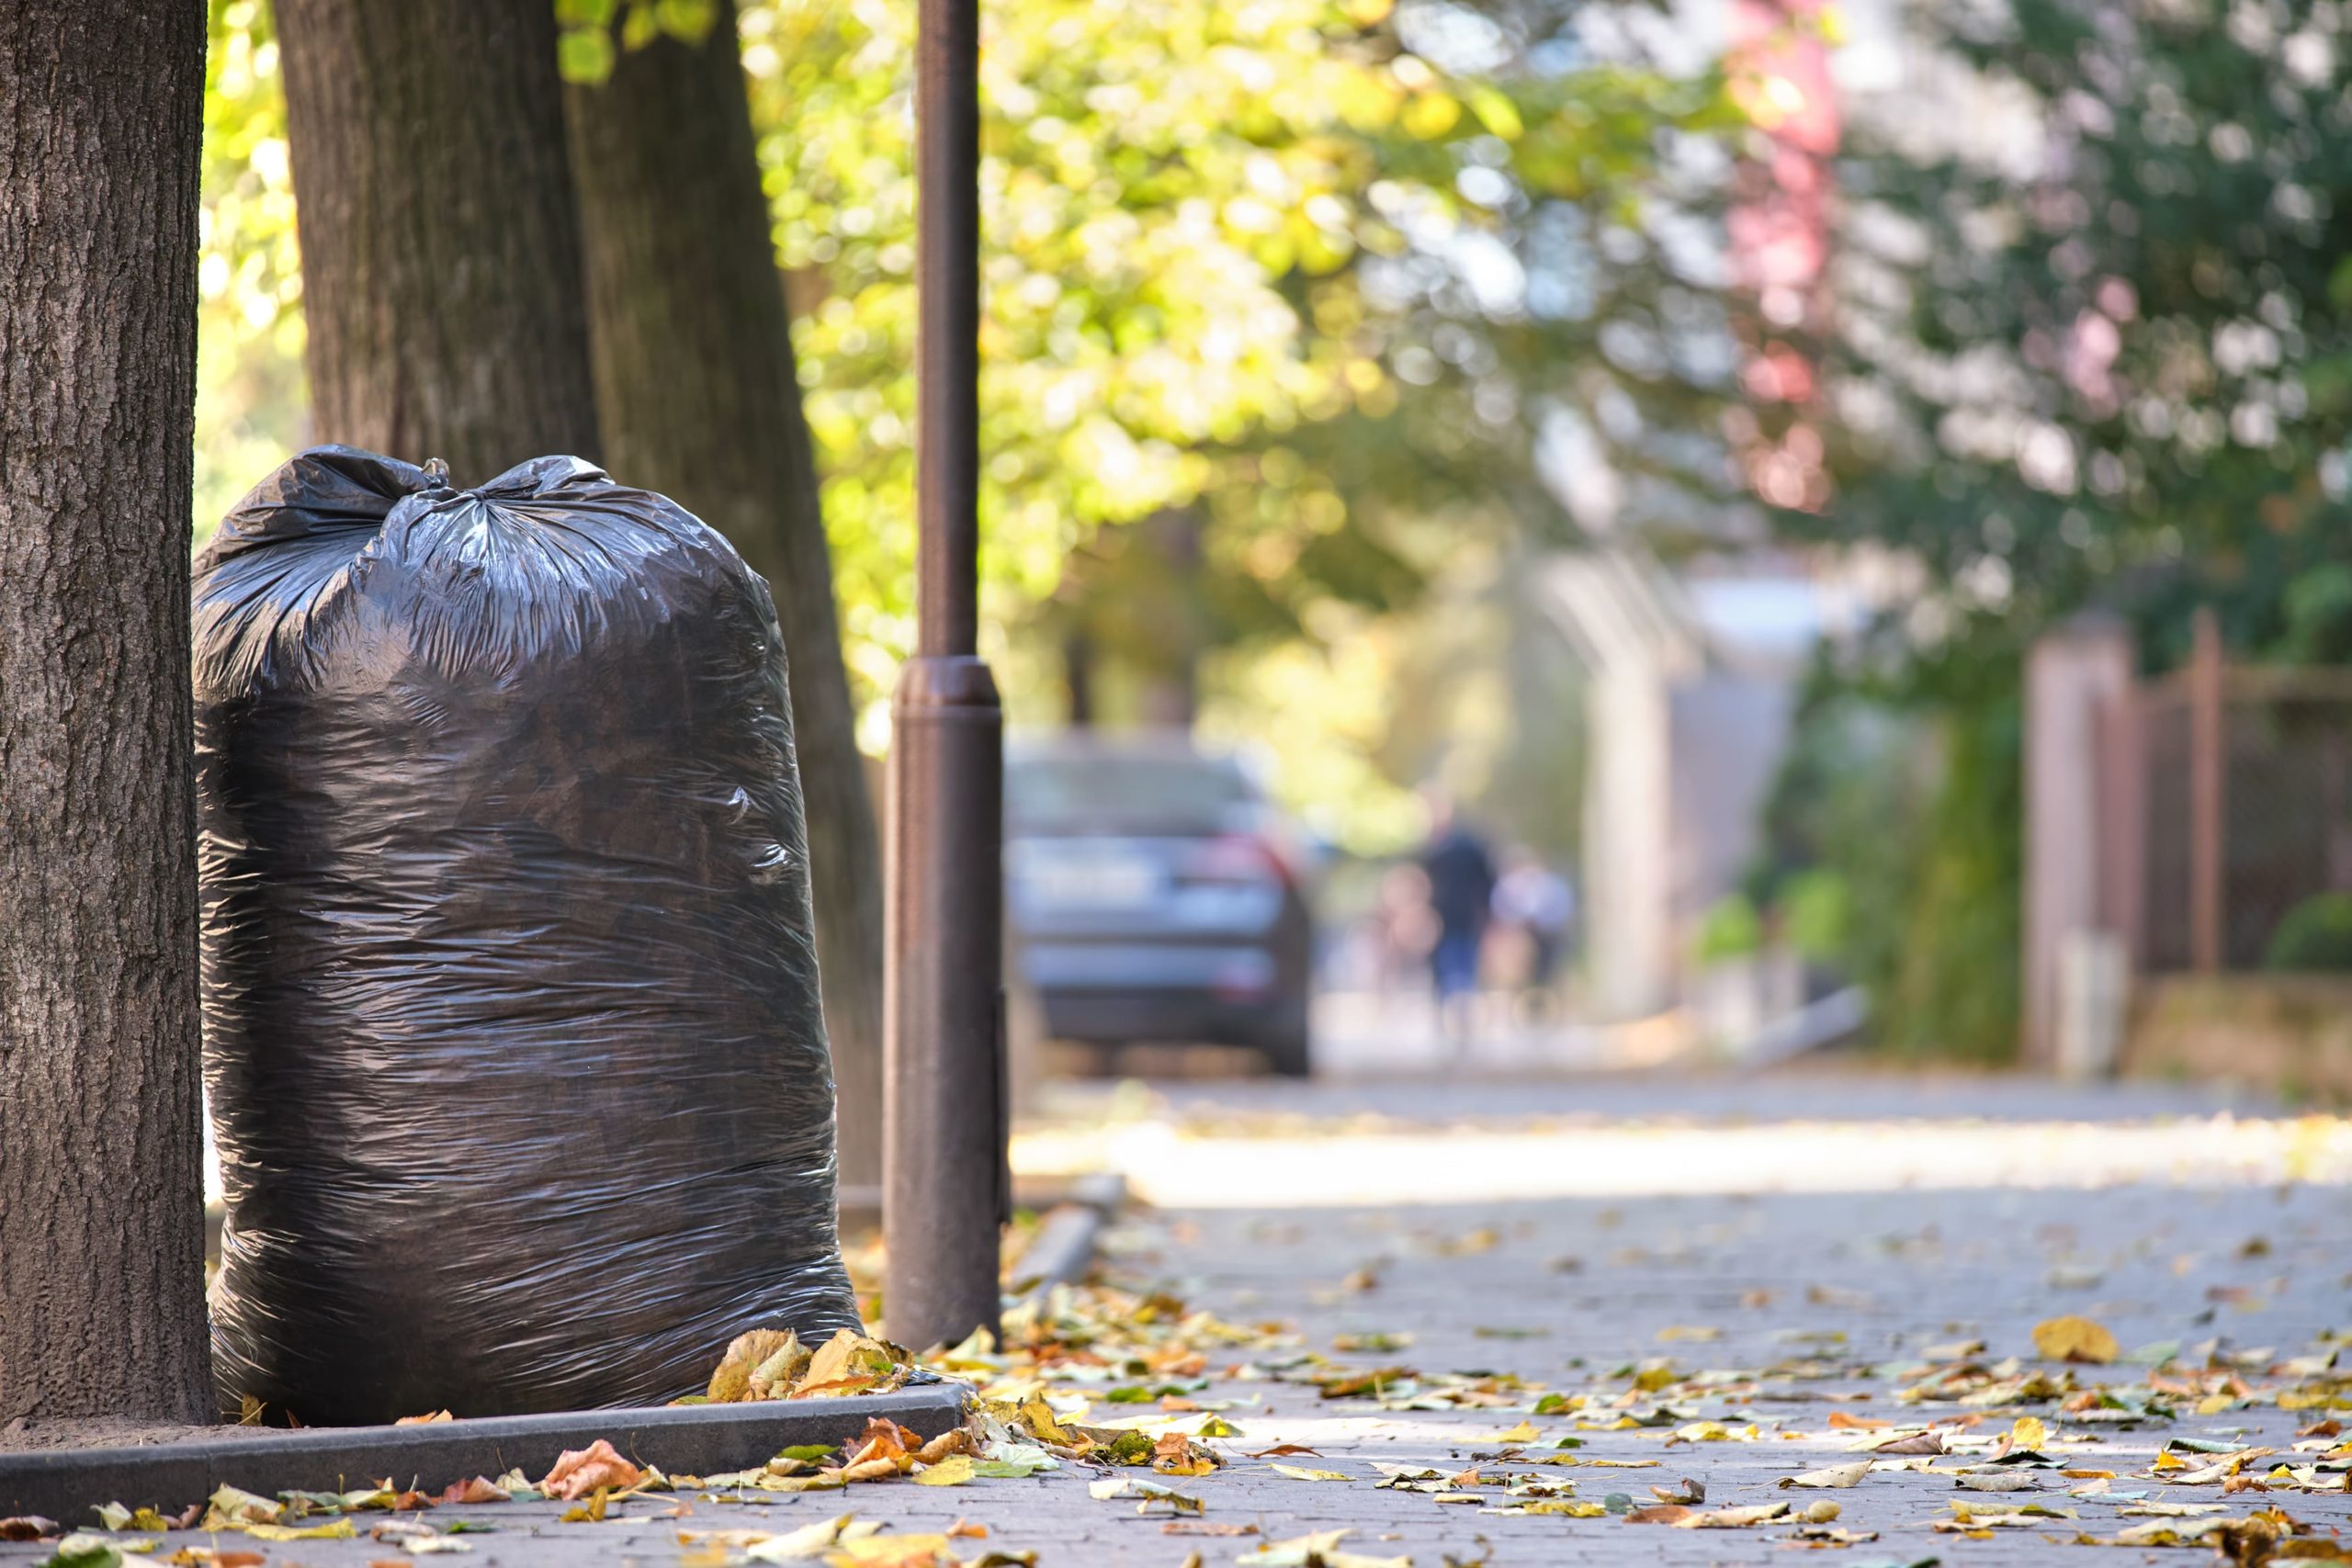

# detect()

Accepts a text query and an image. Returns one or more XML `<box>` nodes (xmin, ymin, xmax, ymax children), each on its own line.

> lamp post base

<box><xmin>882</xmin><ymin>653</ymin><xmax>1006</xmax><ymax>1352</ymax></box>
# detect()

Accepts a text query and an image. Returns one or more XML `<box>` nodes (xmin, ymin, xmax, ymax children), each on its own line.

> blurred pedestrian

<box><xmin>1419</xmin><ymin>794</ymin><xmax>1497</xmax><ymax>1037</ymax></box>
<box><xmin>1494</xmin><ymin>848</ymin><xmax>1574</xmax><ymax>988</ymax></box>
<box><xmin>1371</xmin><ymin>862</ymin><xmax>1438</xmax><ymax>996</ymax></box>
<box><xmin>1493</xmin><ymin>848</ymin><xmax>1574</xmax><ymax>1024</ymax></box>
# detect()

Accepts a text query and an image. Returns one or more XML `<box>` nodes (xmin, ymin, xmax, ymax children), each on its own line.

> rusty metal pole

<box><xmin>884</xmin><ymin>0</ymin><xmax>1005</xmax><ymax>1352</ymax></box>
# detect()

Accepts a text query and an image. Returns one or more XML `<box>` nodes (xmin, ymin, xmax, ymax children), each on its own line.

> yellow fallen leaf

<box><xmin>1271</xmin><ymin>1464</ymin><xmax>1353</xmax><ymax>1482</ymax></box>
<box><xmin>742</xmin><ymin>1515</ymin><xmax>874</xmax><ymax>1563</ymax></box>
<box><xmin>2031</xmin><ymin>1316</ymin><xmax>2117</xmax><ymax>1364</ymax></box>
<box><xmin>911</xmin><ymin>1456</ymin><xmax>974</xmax><ymax>1487</ymax></box>
<box><xmin>1237</xmin><ymin>1529</ymin><xmax>1409</xmax><ymax>1568</ymax></box>
<box><xmin>824</xmin><ymin>1536</ymin><xmax>950</xmax><ymax>1568</ymax></box>
<box><xmin>241</xmin><ymin>1520</ymin><xmax>356</xmax><ymax>1542</ymax></box>
<box><xmin>200</xmin><ymin>1487</ymin><xmax>281</xmax><ymax>1529</ymax></box>
<box><xmin>1490</xmin><ymin>1421</ymin><xmax>1538</xmax><ymax>1443</ymax></box>
<box><xmin>2008</xmin><ymin>1416</ymin><xmax>2051</xmax><ymax>1453</ymax></box>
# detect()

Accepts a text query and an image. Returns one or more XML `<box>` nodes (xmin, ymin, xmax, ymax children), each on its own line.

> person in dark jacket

<box><xmin>1419</xmin><ymin>794</ymin><xmax>1498</xmax><ymax>1035</ymax></box>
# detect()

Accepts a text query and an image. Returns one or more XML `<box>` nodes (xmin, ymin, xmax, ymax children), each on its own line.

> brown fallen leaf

<box><xmin>945</xmin><ymin>1519</ymin><xmax>987</xmax><ymax>1539</ymax></box>
<box><xmin>1154</xmin><ymin>1432</ymin><xmax>1217</xmax><ymax>1476</ymax></box>
<box><xmin>843</xmin><ymin>1416</ymin><xmax>922</xmax><ymax>1471</ymax></box>
<box><xmin>1163</xmin><ymin>1522</ymin><xmax>1259</xmax><ymax>1537</ymax></box>
<box><xmin>1248</xmin><ymin>1444</ymin><xmax>1320</xmax><ymax>1459</ymax></box>
<box><xmin>1625</xmin><ymin>1505</ymin><xmax>1690</xmax><ymax>1525</ymax></box>
<box><xmin>394</xmin><ymin>1410</ymin><xmax>453</xmax><ymax>1426</ymax></box>
<box><xmin>707</xmin><ymin>1328</ymin><xmax>798</xmax><ymax>1404</ymax></box>
<box><xmin>0</xmin><ymin>1518</ymin><xmax>59</xmax><ymax>1542</ymax></box>
<box><xmin>917</xmin><ymin>1427</ymin><xmax>968</xmax><ymax>1466</ymax></box>
<box><xmin>1826</xmin><ymin>1412</ymin><xmax>1890</xmax><ymax>1431</ymax></box>
<box><xmin>369</xmin><ymin>1559</ymin><xmax>413</xmax><ymax>1568</ymax></box>
<box><xmin>541</xmin><ymin>1438</ymin><xmax>642</xmax><ymax>1500</ymax></box>
<box><xmin>436</xmin><ymin>1478</ymin><xmax>505</xmax><ymax>1506</ymax></box>
<box><xmin>1873</xmin><ymin>1429</ymin><xmax>1948</xmax><ymax>1455</ymax></box>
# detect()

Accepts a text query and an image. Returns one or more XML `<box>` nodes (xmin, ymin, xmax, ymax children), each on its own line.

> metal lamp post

<box><xmin>883</xmin><ymin>0</ymin><xmax>1006</xmax><ymax>1352</ymax></box>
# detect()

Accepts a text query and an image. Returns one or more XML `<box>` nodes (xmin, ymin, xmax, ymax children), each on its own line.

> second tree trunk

<box><xmin>276</xmin><ymin>0</ymin><xmax>602</xmax><ymax>483</ymax></box>
<box><xmin>566</xmin><ymin>6</ymin><xmax>886</xmax><ymax>1189</ymax></box>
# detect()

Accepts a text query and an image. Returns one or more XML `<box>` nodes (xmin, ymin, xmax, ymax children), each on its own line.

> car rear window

<box><xmin>1009</xmin><ymin>753</ymin><xmax>1254</xmax><ymax>829</ymax></box>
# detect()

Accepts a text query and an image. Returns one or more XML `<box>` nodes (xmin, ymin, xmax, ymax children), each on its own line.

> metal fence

<box><xmin>2133</xmin><ymin>624</ymin><xmax>2352</xmax><ymax>972</ymax></box>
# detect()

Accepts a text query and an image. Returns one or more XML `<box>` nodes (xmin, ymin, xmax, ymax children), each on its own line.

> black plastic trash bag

<box><xmin>194</xmin><ymin>446</ymin><xmax>863</xmax><ymax>1425</ymax></box>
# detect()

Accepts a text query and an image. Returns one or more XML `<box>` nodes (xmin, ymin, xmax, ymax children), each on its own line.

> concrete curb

<box><xmin>0</xmin><ymin>1383</ymin><xmax>967</xmax><ymax>1522</ymax></box>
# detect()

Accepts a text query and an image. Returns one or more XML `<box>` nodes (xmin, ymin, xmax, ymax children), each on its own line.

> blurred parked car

<box><xmin>1006</xmin><ymin>733</ymin><xmax>1315</xmax><ymax>1076</ymax></box>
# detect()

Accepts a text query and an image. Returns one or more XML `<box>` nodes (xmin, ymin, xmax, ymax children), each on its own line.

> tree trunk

<box><xmin>1065</xmin><ymin>629</ymin><xmax>1096</xmax><ymax>728</ymax></box>
<box><xmin>564</xmin><ymin>5</ymin><xmax>887</xmax><ymax>1192</ymax></box>
<box><xmin>0</xmin><ymin>0</ymin><xmax>212</xmax><ymax>1424</ymax></box>
<box><xmin>1136</xmin><ymin>511</ymin><xmax>1204</xmax><ymax>729</ymax></box>
<box><xmin>276</xmin><ymin>0</ymin><xmax>600</xmax><ymax>484</ymax></box>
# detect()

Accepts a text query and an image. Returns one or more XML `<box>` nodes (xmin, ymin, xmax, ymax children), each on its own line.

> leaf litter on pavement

<box><xmin>15</xmin><ymin>1230</ymin><xmax>2352</xmax><ymax>1568</ymax></box>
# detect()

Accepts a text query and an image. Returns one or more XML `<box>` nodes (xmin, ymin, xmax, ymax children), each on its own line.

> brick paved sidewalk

<box><xmin>10</xmin><ymin>1075</ymin><xmax>2349</xmax><ymax>1567</ymax></box>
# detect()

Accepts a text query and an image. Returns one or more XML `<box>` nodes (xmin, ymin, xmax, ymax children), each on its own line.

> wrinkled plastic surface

<box><xmin>194</xmin><ymin>446</ymin><xmax>863</xmax><ymax>1426</ymax></box>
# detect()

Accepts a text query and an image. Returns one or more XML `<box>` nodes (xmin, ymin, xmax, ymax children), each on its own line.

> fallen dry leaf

<box><xmin>1164</xmin><ymin>1522</ymin><xmax>1259</xmax><ymax>1538</ymax></box>
<box><xmin>913</xmin><ymin>1456</ymin><xmax>974</xmax><ymax>1487</ymax></box>
<box><xmin>2032</xmin><ymin>1315</ymin><xmax>2119</xmax><ymax>1364</ymax></box>
<box><xmin>540</xmin><ymin>1438</ymin><xmax>642</xmax><ymax>1501</ymax></box>
<box><xmin>394</xmin><ymin>1410</ymin><xmax>452</xmax><ymax>1425</ymax></box>
<box><xmin>1236</xmin><ymin>1529</ymin><xmax>1408</xmax><ymax>1568</ymax></box>
<box><xmin>1781</xmin><ymin>1461</ymin><xmax>1871</xmax><ymax>1489</ymax></box>
<box><xmin>708</xmin><ymin>1329</ymin><xmax>798</xmax><ymax>1403</ymax></box>
<box><xmin>1087</xmin><ymin>1477</ymin><xmax>1203</xmax><ymax>1514</ymax></box>
<box><xmin>1675</xmin><ymin>1503</ymin><xmax>1792</xmax><ymax>1529</ymax></box>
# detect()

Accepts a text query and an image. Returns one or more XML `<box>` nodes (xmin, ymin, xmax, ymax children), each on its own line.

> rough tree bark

<box><xmin>0</xmin><ymin>0</ymin><xmax>213</xmax><ymax>1423</ymax></box>
<box><xmin>276</xmin><ymin>0</ymin><xmax>601</xmax><ymax>483</ymax></box>
<box><xmin>565</xmin><ymin>6</ymin><xmax>887</xmax><ymax>1191</ymax></box>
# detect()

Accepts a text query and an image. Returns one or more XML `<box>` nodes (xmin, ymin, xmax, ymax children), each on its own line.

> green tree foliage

<box><xmin>196</xmin><ymin>0</ymin><xmax>1737</xmax><ymax>847</ymax></box>
<box><xmin>732</xmin><ymin>0</ymin><xmax>1737</xmax><ymax>738</ymax></box>
<box><xmin>1749</xmin><ymin>0</ymin><xmax>2352</xmax><ymax>1055</ymax></box>
<box><xmin>1799</xmin><ymin>0</ymin><xmax>2352</xmax><ymax>662</ymax></box>
<box><xmin>198</xmin><ymin>1</ymin><xmax>301</xmax><ymax>527</ymax></box>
